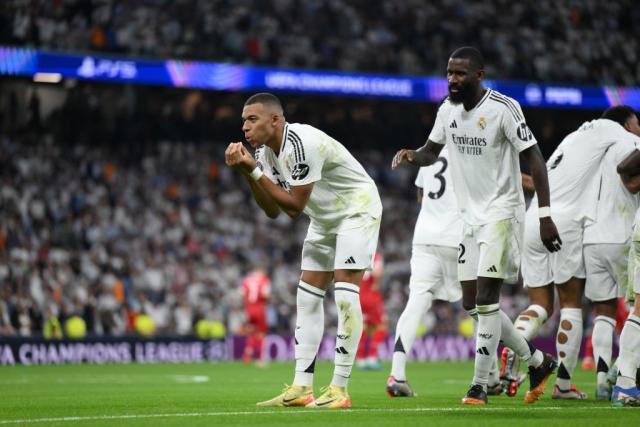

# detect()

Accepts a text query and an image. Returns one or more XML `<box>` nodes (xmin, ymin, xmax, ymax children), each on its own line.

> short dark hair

<box><xmin>450</xmin><ymin>47</ymin><xmax>484</xmax><ymax>71</ymax></box>
<box><xmin>601</xmin><ymin>105</ymin><xmax>637</xmax><ymax>127</ymax></box>
<box><xmin>244</xmin><ymin>92</ymin><xmax>283</xmax><ymax>113</ymax></box>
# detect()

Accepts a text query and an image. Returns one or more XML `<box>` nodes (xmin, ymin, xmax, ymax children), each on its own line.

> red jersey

<box><xmin>242</xmin><ymin>271</ymin><xmax>270</xmax><ymax>309</ymax></box>
<box><xmin>360</xmin><ymin>252</ymin><xmax>385</xmax><ymax>326</ymax></box>
<box><xmin>360</xmin><ymin>252</ymin><xmax>383</xmax><ymax>298</ymax></box>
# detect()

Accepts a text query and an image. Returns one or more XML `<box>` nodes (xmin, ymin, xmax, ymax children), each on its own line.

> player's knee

<box><xmin>475</xmin><ymin>289</ymin><xmax>500</xmax><ymax>306</ymax></box>
<box><xmin>462</xmin><ymin>302</ymin><xmax>476</xmax><ymax>312</ymax></box>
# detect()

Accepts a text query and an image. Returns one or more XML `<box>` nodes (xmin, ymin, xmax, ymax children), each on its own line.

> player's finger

<box><xmin>543</xmin><ymin>239</ymin><xmax>556</xmax><ymax>253</ymax></box>
<box><xmin>391</xmin><ymin>150</ymin><xmax>405</xmax><ymax>169</ymax></box>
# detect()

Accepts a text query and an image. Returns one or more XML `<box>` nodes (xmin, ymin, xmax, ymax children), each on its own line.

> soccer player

<box><xmin>612</xmin><ymin>116</ymin><xmax>640</xmax><ymax>407</ymax></box>
<box><xmin>392</xmin><ymin>47</ymin><xmax>559</xmax><ymax>405</ymax></box>
<box><xmin>386</xmin><ymin>146</ymin><xmax>464</xmax><ymax>396</ymax></box>
<box><xmin>356</xmin><ymin>250</ymin><xmax>387</xmax><ymax>371</ymax></box>
<box><xmin>225</xmin><ymin>92</ymin><xmax>382</xmax><ymax>409</ymax></box>
<box><xmin>241</xmin><ymin>266</ymin><xmax>271</xmax><ymax>366</ymax></box>
<box><xmin>503</xmin><ymin>106</ymin><xmax>640</xmax><ymax>400</ymax></box>
<box><xmin>584</xmin><ymin>107</ymin><xmax>640</xmax><ymax>399</ymax></box>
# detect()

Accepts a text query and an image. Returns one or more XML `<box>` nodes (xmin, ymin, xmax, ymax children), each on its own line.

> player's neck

<box><xmin>269</xmin><ymin>122</ymin><xmax>286</xmax><ymax>155</ymax></box>
<box><xmin>463</xmin><ymin>87</ymin><xmax>487</xmax><ymax>112</ymax></box>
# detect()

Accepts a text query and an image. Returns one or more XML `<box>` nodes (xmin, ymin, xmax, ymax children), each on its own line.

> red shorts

<box><xmin>360</xmin><ymin>295</ymin><xmax>386</xmax><ymax>326</ymax></box>
<box><xmin>246</xmin><ymin>306</ymin><xmax>267</xmax><ymax>333</ymax></box>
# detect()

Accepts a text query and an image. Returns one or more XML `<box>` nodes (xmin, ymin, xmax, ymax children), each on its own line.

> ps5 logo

<box><xmin>77</xmin><ymin>57</ymin><xmax>137</xmax><ymax>79</ymax></box>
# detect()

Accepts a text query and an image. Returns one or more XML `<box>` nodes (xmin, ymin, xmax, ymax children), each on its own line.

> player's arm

<box><xmin>392</xmin><ymin>140</ymin><xmax>443</xmax><ymax>169</ymax></box>
<box><xmin>521</xmin><ymin>144</ymin><xmax>562</xmax><ymax>252</ymax></box>
<box><xmin>244</xmin><ymin>175</ymin><xmax>281</xmax><ymax>218</ymax></box>
<box><xmin>226</xmin><ymin>142</ymin><xmax>311</xmax><ymax>218</ymax></box>
<box><xmin>617</xmin><ymin>149</ymin><xmax>640</xmax><ymax>193</ymax></box>
<box><xmin>226</xmin><ymin>144</ymin><xmax>281</xmax><ymax>218</ymax></box>
<box><xmin>417</xmin><ymin>188</ymin><xmax>423</xmax><ymax>204</ymax></box>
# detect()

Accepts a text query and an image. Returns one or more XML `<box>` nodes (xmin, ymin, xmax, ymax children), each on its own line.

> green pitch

<box><xmin>0</xmin><ymin>361</ymin><xmax>635</xmax><ymax>426</ymax></box>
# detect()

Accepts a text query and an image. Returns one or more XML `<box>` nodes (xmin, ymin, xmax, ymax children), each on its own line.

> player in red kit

<box><xmin>356</xmin><ymin>251</ymin><xmax>387</xmax><ymax>370</ymax></box>
<box><xmin>241</xmin><ymin>267</ymin><xmax>271</xmax><ymax>366</ymax></box>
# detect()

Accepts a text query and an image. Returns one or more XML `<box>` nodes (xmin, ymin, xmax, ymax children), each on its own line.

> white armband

<box><xmin>538</xmin><ymin>206</ymin><xmax>551</xmax><ymax>218</ymax></box>
<box><xmin>249</xmin><ymin>167</ymin><xmax>264</xmax><ymax>181</ymax></box>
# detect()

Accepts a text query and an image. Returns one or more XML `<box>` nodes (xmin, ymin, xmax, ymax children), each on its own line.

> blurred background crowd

<box><xmin>0</xmin><ymin>81</ymin><xmax>589</xmax><ymax>339</ymax></box>
<box><xmin>0</xmin><ymin>0</ymin><xmax>634</xmax><ymax>342</ymax></box>
<box><xmin>1</xmin><ymin>0</ymin><xmax>638</xmax><ymax>85</ymax></box>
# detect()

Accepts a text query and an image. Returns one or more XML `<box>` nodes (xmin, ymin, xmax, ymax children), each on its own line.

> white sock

<box><xmin>332</xmin><ymin>282</ymin><xmax>363</xmax><ymax>387</ymax></box>
<box><xmin>466</xmin><ymin>307</ymin><xmax>499</xmax><ymax>385</ymax></box>
<box><xmin>390</xmin><ymin>290</ymin><xmax>433</xmax><ymax>381</ymax></box>
<box><xmin>293</xmin><ymin>280</ymin><xmax>326</xmax><ymax>386</ymax></box>
<box><xmin>616</xmin><ymin>314</ymin><xmax>640</xmax><ymax>388</ymax></box>
<box><xmin>473</xmin><ymin>303</ymin><xmax>502</xmax><ymax>387</ymax></box>
<box><xmin>514</xmin><ymin>304</ymin><xmax>548</xmax><ymax>340</ymax></box>
<box><xmin>592</xmin><ymin>315</ymin><xmax>615</xmax><ymax>386</ymax></box>
<box><xmin>500</xmin><ymin>310</ymin><xmax>543</xmax><ymax>368</ymax></box>
<box><xmin>555</xmin><ymin>308</ymin><xmax>583</xmax><ymax>390</ymax></box>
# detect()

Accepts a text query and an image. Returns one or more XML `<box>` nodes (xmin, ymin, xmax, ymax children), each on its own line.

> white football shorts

<box><xmin>409</xmin><ymin>244</ymin><xmax>461</xmax><ymax>302</ymax></box>
<box><xmin>522</xmin><ymin>214</ymin><xmax>585</xmax><ymax>288</ymax></box>
<box><xmin>584</xmin><ymin>243</ymin><xmax>629</xmax><ymax>301</ymax></box>
<box><xmin>301</xmin><ymin>215</ymin><xmax>381</xmax><ymax>272</ymax></box>
<box><xmin>457</xmin><ymin>217</ymin><xmax>522</xmax><ymax>284</ymax></box>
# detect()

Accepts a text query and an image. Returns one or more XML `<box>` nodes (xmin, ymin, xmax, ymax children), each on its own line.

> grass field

<box><xmin>0</xmin><ymin>361</ymin><xmax>636</xmax><ymax>426</ymax></box>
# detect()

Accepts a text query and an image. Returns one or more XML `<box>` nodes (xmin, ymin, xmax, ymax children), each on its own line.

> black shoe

<box><xmin>524</xmin><ymin>353</ymin><xmax>557</xmax><ymax>404</ymax></box>
<box><xmin>461</xmin><ymin>384</ymin><xmax>487</xmax><ymax>405</ymax></box>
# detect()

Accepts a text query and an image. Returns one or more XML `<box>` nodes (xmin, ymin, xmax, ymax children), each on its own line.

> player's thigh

<box><xmin>522</xmin><ymin>217</ymin><xmax>553</xmax><ymax>288</ymax></box>
<box><xmin>457</xmin><ymin>223</ymin><xmax>480</xmax><ymax>282</ymax></box>
<box><xmin>550</xmin><ymin>222</ymin><xmax>585</xmax><ymax>284</ymax></box>
<box><xmin>301</xmin><ymin>224</ymin><xmax>336</xmax><ymax>273</ymax></box>
<box><xmin>628</xmin><ymin>235</ymin><xmax>640</xmax><ymax>296</ymax></box>
<box><xmin>411</xmin><ymin>245</ymin><xmax>460</xmax><ymax>301</ymax></box>
<box><xmin>476</xmin><ymin>217</ymin><xmax>522</xmax><ymax>283</ymax></box>
<box><xmin>334</xmin><ymin>216</ymin><xmax>380</xmax><ymax>273</ymax></box>
<box><xmin>584</xmin><ymin>244</ymin><xmax>620</xmax><ymax>302</ymax></box>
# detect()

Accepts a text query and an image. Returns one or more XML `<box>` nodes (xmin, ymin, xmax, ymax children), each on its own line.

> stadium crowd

<box><xmin>0</xmin><ymin>82</ymin><xmax>590</xmax><ymax>339</ymax></box>
<box><xmin>1</xmin><ymin>0</ymin><xmax>638</xmax><ymax>85</ymax></box>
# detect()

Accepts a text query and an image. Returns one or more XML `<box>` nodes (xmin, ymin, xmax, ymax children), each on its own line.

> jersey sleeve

<box><xmin>500</xmin><ymin>98</ymin><xmax>538</xmax><ymax>152</ymax></box>
<box><xmin>611</xmin><ymin>137</ymin><xmax>639</xmax><ymax>163</ymax></box>
<box><xmin>415</xmin><ymin>168</ymin><xmax>425</xmax><ymax>188</ymax></box>
<box><xmin>285</xmin><ymin>127</ymin><xmax>324</xmax><ymax>186</ymax></box>
<box><xmin>255</xmin><ymin>145</ymin><xmax>279</xmax><ymax>185</ymax></box>
<box><xmin>427</xmin><ymin>101</ymin><xmax>449</xmax><ymax>145</ymax></box>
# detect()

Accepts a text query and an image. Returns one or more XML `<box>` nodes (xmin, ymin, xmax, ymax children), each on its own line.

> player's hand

<box><xmin>540</xmin><ymin>217</ymin><xmax>562</xmax><ymax>252</ymax></box>
<box><xmin>225</xmin><ymin>142</ymin><xmax>257</xmax><ymax>173</ymax></box>
<box><xmin>391</xmin><ymin>149</ymin><xmax>415</xmax><ymax>170</ymax></box>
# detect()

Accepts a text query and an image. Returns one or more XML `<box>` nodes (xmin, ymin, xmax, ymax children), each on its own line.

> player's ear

<box><xmin>476</xmin><ymin>68</ymin><xmax>484</xmax><ymax>81</ymax></box>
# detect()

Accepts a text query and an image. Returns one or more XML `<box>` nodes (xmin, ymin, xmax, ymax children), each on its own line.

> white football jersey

<box><xmin>428</xmin><ymin>89</ymin><xmax>536</xmax><ymax>225</ymax></box>
<box><xmin>584</xmin><ymin>141</ymin><xmax>640</xmax><ymax>244</ymax></box>
<box><xmin>413</xmin><ymin>146</ymin><xmax>462</xmax><ymax>248</ymax></box>
<box><xmin>536</xmin><ymin>119</ymin><xmax>639</xmax><ymax>226</ymax></box>
<box><xmin>255</xmin><ymin>123</ymin><xmax>382</xmax><ymax>229</ymax></box>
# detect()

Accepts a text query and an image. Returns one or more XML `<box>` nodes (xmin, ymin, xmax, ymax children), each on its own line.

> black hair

<box><xmin>244</xmin><ymin>92</ymin><xmax>283</xmax><ymax>113</ymax></box>
<box><xmin>601</xmin><ymin>105</ymin><xmax>637</xmax><ymax>127</ymax></box>
<box><xmin>450</xmin><ymin>47</ymin><xmax>484</xmax><ymax>71</ymax></box>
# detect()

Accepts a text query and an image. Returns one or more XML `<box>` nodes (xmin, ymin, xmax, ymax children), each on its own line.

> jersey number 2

<box><xmin>428</xmin><ymin>157</ymin><xmax>448</xmax><ymax>200</ymax></box>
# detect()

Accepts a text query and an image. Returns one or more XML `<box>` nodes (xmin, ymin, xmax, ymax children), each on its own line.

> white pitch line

<box><xmin>0</xmin><ymin>406</ymin><xmax>631</xmax><ymax>425</ymax></box>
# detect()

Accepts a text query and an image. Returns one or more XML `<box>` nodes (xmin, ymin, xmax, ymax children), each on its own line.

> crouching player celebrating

<box><xmin>226</xmin><ymin>93</ymin><xmax>382</xmax><ymax>408</ymax></box>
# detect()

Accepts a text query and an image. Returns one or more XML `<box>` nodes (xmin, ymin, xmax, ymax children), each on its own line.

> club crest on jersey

<box><xmin>477</xmin><ymin>117</ymin><xmax>487</xmax><ymax>130</ymax></box>
<box><xmin>291</xmin><ymin>163</ymin><xmax>310</xmax><ymax>180</ymax></box>
<box><xmin>517</xmin><ymin>122</ymin><xmax>534</xmax><ymax>141</ymax></box>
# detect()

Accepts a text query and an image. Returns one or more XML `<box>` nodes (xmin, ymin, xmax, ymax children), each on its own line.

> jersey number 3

<box><xmin>428</xmin><ymin>157</ymin><xmax>448</xmax><ymax>200</ymax></box>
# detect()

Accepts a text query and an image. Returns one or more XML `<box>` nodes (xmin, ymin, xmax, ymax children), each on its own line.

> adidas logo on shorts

<box><xmin>487</xmin><ymin>265</ymin><xmax>498</xmax><ymax>273</ymax></box>
<box><xmin>345</xmin><ymin>256</ymin><xmax>356</xmax><ymax>264</ymax></box>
